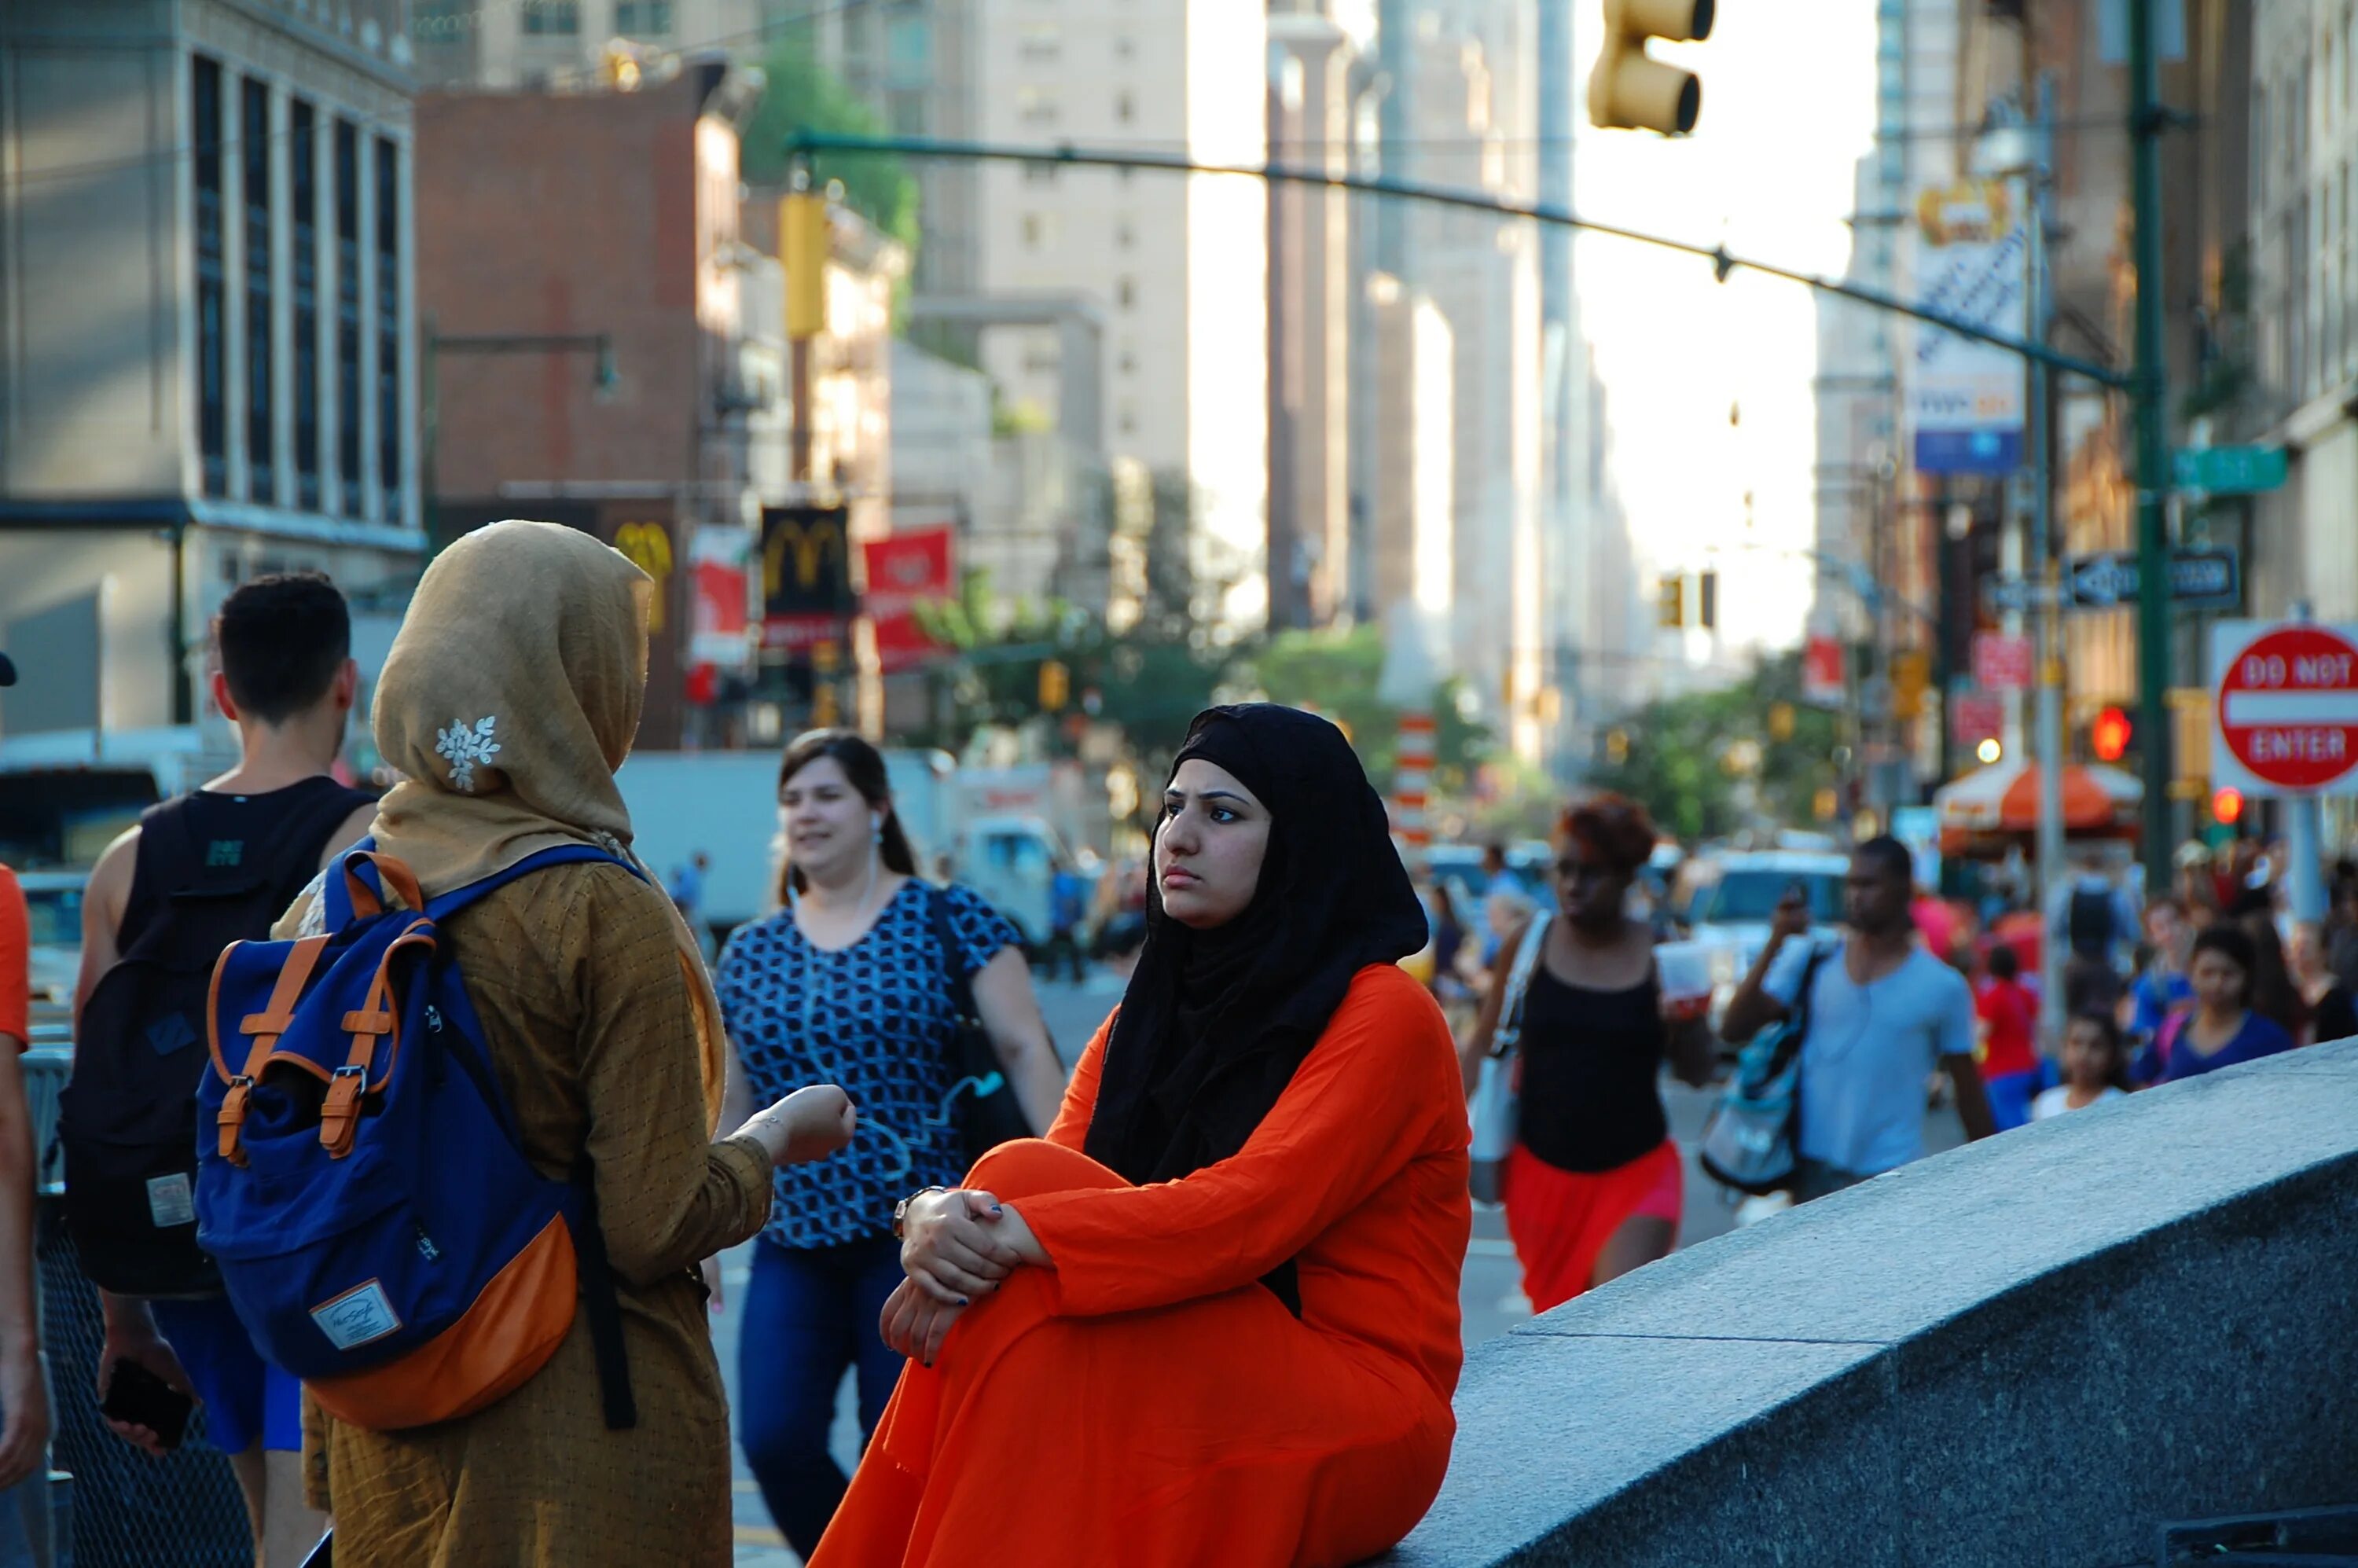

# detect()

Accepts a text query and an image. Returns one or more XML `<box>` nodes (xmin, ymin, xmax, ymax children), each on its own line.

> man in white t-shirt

<box><xmin>1721</xmin><ymin>836</ymin><xmax>1996</xmax><ymax>1200</ymax></box>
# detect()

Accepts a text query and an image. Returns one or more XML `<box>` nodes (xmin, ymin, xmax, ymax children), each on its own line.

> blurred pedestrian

<box><xmin>2289</xmin><ymin>922</ymin><xmax>2358</xmax><ymax>1045</ymax></box>
<box><xmin>2050</xmin><ymin>850</ymin><xmax>2136</xmax><ymax>1020</ymax></box>
<box><xmin>814</xmin><ymin>704</ymin><xmax>1466</xmax><ymax>1568</ymax></box>
<box><xmin>2235</xmin><ymin>908</ymin><xmax>2308</xmax><ymax>1040</ymax></box>
<box><xmin>1972</xmin><ymin>944</ymin><xmax>2040</xmax><ymax>1132</ymax></box>
<box><xmin>2135</xmin><ymin>923</ymin><xmax>2297</xmax><ymax>1086</ymax></box>
<box><xmin>2125</xmin><ymin>899</ymin><xmax>2196</xmax><ymax>1048</ymax></box>
<box><xmin>0</xmin><ymin>864</ymin><xmax>51</xmax><ymax>1568</ymax></box>
<box><xmin>1041</xmin><ymin>857</ymin><xmax>1092</xmax><ymax>985</ymax></box>
<box><xmin>294</xmin><ymin>520</ymin><xmax>859</xmax><ymax>1567</ymax></box>
<box><xmin>669</xmin><ymin>851</ymin><xmax>713</xmax><ymax>958</ymax></box>
<box><xmin>713</xmin><ymin>729</ymin><xmax>1067</xmax><ymax>1559</ymax></box>
<box><xmin>2328</xmin><ymin>878</ymin><xmax>2358</xmax><ymax>993</ymax></box>
<box><xmin>1722</xmin><ymin>839</ymin><xmax>1996</xmax><ymax>1202</ymax></box>
<box><xmin>1461</xmin><ymin>795</ymin><xmax>1716</xmax><ymax>1312</ymax></box>
<box><xmin>2031</xmin><ymin>1014</ymin><xmax>2131</xmax><ymax>1119</ymax></box>
<box><xmin>2172</xmin><ymin>843</ymin><xmax>2223</xmax><ymax>927</ymax></box>
<box><xmin>1423</xmin><ymin>884</ymin><xmax>1467</xmax><ymax>1006</ymax></box>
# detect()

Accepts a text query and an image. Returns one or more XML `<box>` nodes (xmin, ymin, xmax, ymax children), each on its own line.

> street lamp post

<box><xmin>2128</xmin><ymin>0</ymin><xmax>2176</xmax><ymax>894</ymax></box>
<box><xmin>421</xmin><ymin>326</ymin><xmax>617</xmax><ymax>547</ymax></box>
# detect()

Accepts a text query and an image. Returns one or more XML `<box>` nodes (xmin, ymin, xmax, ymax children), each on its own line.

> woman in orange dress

<box><xmin>809</xmin><ymin>704</ymin><xmax>1471</xmax><ymax>1568</ymax></box>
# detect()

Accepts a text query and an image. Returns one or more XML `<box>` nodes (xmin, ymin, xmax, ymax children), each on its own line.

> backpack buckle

<box><xmin>319</xmin><ymin>1064</ymin><xmax>369</xmax><ymax>1159</ymax></box>
<box><xmin>218</xmin><ymin>1075</ymin><xmax>255</xmax><ymax>1167</ymax></box>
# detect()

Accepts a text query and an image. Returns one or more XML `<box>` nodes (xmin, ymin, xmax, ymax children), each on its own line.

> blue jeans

<box><xmin>736</xmin><ymin>1234</ymin><xmax>906</xmax><ymax>1558</ymax></box>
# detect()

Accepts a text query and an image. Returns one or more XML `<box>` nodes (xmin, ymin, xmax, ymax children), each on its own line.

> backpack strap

<box><xmin>424</xmin><ymin>846</ymin><xmax>641</xmax><ymax>920</ymax></box>
<box><xmin>211</xmin><ymin>933</ymin><xmax>334</xmax><ymax>1167</ymax></box>
<box><xmin>1487</xmin><ymin>911</ymin><xmax>1554</xmax><ymax>1061</ymax></box>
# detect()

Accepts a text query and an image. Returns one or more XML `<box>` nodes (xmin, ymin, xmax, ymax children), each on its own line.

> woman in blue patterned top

<box><xmin>713</xmin><ymin>730</ymin><xmax>1066</xmax><ymax>1559</ymax></box>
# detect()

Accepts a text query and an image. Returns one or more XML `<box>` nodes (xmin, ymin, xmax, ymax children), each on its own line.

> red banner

<box><xmin>862</xmin><ymin>527</ymin><xmax>956</xmax><ymax>674</ymax></box>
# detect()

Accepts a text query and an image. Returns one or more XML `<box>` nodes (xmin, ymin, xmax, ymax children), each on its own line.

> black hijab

<box><xmin>1082</xmin><ymin>705</ymin><xmax>1429</xmax><ymax>1311</ymax></box>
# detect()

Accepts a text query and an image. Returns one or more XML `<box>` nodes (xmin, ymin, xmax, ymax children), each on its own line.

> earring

<box><xmin>873</xmin><ymin>820</ymin><xmax>884</xmax><ymax>846</ymax></box>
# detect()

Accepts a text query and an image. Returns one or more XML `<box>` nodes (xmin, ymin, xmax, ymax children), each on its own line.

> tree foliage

<box><xmin>740</xmin><ymin>35</ymin><xmax>920</xmax><ymax>256</ymax></box>
<box><xmin>1243</xmin><ymin>626</ymin><xmax>1489</xmax><ymax>794</ymax></box>
<box><xmin>1586</xmin><ymin>651</ymin><xmax>1843</xmax><ymax>843</ymax></box>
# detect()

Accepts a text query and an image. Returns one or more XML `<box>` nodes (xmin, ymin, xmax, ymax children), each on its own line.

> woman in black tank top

<box><xmin>1458</xmin><ymin>795</ymin><xmax>1717</xmax><ymax>1312</ymax></box>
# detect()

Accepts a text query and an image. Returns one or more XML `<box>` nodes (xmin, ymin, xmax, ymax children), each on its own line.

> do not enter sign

<box><xmin>2212</xmin><ymin>621</ymin><xmax>2358</xmax><ymax>795</ymax></box>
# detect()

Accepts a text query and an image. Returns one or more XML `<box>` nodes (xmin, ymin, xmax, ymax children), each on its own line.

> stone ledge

<box><xmin>1383</xmin><ymin>1039</ymin><xmax>2358</xmax><ymax>1567</ymax></box>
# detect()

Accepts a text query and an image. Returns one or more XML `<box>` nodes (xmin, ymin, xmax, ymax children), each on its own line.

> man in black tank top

<box><xmin>72</xmin><ymin>574</ymin><xmax>374</xmax><ymax>1568</ymax></box>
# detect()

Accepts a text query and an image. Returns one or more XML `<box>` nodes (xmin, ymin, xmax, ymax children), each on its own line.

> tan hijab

<box><xmin>364</xmin><ymin>519</ymin><xmax>725</xmax><ymax>1127</ymax></box>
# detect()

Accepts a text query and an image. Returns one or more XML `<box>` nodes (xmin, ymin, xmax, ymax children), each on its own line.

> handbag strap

<box><xmin>924</xmin><ymin>883</ymin><xmax>982</xmax><ymax>1028</ymax></box>
<box><xmin>1488</xmin><ymin>911</ymin><xmax>1554</xmax><ymax>1059</ymax></box>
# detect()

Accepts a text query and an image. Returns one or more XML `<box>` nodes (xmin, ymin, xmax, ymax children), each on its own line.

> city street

<box><xmin>720</xmin><ymin>974</ymin><xmax>1974</xmax><ymax>1563</ymax></box>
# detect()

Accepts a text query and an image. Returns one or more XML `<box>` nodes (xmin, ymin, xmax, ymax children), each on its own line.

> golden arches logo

<box><xmin>614</xmin><ymin>521</ymin><xmax>673</xmax><ymax>632</ymax></box>
<box><xmin>762</xmin><ymin>513</ymin><xmax>847</xmax><ymax>598</ymax></box>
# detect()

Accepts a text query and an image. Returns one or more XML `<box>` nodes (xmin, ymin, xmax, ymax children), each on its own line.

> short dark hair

<box><xmin>1854</xmin><ymin>835</ymin><xmax>1912</xmax><ymax>887</ymax></box>
<box><xmin>1987</xmin><ymin>943</ymin><xmax>2019</xmax><ymax>981</ymax></box>
<box><xmin>214</xmin><ymin>571</ymin><xmax>351</xmax><ymax>724</ymax></box>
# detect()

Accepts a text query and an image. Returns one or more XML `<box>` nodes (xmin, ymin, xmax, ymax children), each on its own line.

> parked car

<box><xmin>1679</xmin><ymin>851</ymin><xmax>1849</xmax><ymax>1039</ymax></box>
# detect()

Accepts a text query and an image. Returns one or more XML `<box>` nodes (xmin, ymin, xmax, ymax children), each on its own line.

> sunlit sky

<box><xmin>1574</xmin><ymin>0</ymin><xmax>1879</xmax><ymax>658</ymax></box>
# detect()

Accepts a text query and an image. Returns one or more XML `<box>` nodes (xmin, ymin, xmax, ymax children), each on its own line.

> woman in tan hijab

<box><xmin>299</xmin><ymin>520</ymin><xmax>854</xmax><ymax>1566</ymax></box>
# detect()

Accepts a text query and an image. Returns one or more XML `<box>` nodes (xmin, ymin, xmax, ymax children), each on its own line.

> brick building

<box><xmin>415</xmin><ymin>59</ymin><xmax>766</xmax><ymax>746</ymax></box>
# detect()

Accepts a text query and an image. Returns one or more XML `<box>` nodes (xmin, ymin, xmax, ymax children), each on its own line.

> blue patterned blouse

<box><xmin>716</xmin><ymin>879</ymin><xmax>1021</xmax><ymax>1248</ymax></box>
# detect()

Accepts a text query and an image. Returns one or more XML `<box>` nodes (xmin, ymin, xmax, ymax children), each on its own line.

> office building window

<box><xmin>1115</xmin><ymin>34</ymin><xmax>1135</xmax><ymax>59</ymax></box>
<box><xmin>887</xmin><ymin>15</ymin><xmax>932</xmax><ymax>83</ymax></box>
<box><xmin>1016</xmin><ymin>86</ymin><xmax>1056</xmax><ymax>125</ymax></box>
<box><xmin>336</xmin><ymin>119</ymin><xmax>362</xmax><ymax>516</ymax></box>
<box><xmin>1021</xmin><ymin>211</ymin><xmax>1062</xmax><ymax>250</ymax></box>
<box><xmin>291</xmin><ymin>98</ymin><xmax>321</xmax><ymax>511</ymax></box>
<box><xmin>1115</xmin><ymin>277</ymin><xmax>1136</xmax><ymax>309</ymax></box>
<box><xmin>194</xmin><ymin>57</ymin><xmax>228</xmax><ymax>497</ymax></box>
<box><xmin>522</xmin><ymin>1</ymin><xmax>579</xmax><ymax>35</ymax></box>
<box><xmin>1115</xmin><ymin>215</ymin><xmax>1135</xmax><ymax>248</ymax></box>
<box><xmin>375</xmin><ymin>136</ymin><xmax>404</xmax><ymax>518</ymax></box>
<box><xmin>1022</xmin><ymin>162</ymin><xmax>1059</xmax><ymax>186</ymax></box>
<box><xmin>1115</xmin><ymin>90</ymin><xmax>1134</xmax><ymax>123</ymax></box>
<box><xmin>243</xmin><ymin>79</ymin><xmax>276</xmax><ymax>502</ymax></box>
<box><xmin>1019</xmin><ymin>22</ymin><xmax>1060</xmax><ymax>61</ymax></box>
<box><xmin>614</xmin><ymin>2</ymin><xmax>673</xmax><ymax>37</ymax></box>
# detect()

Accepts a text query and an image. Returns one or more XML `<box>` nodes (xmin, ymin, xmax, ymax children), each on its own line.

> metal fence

<box><xmin>25</xmin><ymin>1045</ymin><xmax>252</xmax><ymax>1568</ymax></box>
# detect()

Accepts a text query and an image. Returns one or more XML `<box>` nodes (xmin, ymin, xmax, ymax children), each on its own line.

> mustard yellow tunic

<box><xmin>304</xmin><ymin>860</ymin><xmax>772</xmax><ymax>1566</ymax></box>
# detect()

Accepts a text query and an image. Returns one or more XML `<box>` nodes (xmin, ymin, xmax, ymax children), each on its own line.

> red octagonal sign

<box><xmin>2217</xmin><ymin>623</ymin><xmax>2358</xmax><ymax>791</ymax></box>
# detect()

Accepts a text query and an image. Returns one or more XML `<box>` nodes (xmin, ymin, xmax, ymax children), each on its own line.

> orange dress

<box><xmin>808</xmin><ymin>964</ymin><xmax>1472</xmax><ymax>1568</ymax></box>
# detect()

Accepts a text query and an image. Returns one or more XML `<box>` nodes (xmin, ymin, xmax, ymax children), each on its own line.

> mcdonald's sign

<box><xmin>760</xmin><ymin>504</ymin><xmax>856</xmax><ymax>650</ymax></box>
<box><xmin>612</xmin><ymin>520</ymin><xmax>674</xmax><ymax>633</ymax></box>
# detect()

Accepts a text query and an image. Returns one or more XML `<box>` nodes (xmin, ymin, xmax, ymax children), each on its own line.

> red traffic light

<box><xmin>2212</xmin><ymin>787</ymin><xmax>2245</xmax><ymax>826</ymax></box>
<box><xmin>2091</xmin><ymin>706</ymin><xmax>2132</xmax><ymax>763</ymax></box>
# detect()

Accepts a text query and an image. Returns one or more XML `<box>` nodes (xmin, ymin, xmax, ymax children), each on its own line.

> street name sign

<box><xmin>2173</xmin><ymin>445</ymin><xmax>2288</xmax><ymax>494</ymax></box>
<box><xmin>2210</xmin><ymin>621</ymin><xmax>2358</xmax><ymax>797</ymax></box>
<box><xmin>2065</xmin><ymin>546</ymin><xmax>2241</xmax><ymax>610</ymax></box>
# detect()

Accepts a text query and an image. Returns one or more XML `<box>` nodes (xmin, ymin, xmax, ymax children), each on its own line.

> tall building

<box><xmin>1387</xmin><ymin>0</ymin><xmax>1547</xmax><ymax>760</ymax></box>
<box><xmin>971</xmin><ymin>2</ymin><xmax>1269</xmax><ymax>626</ymax></box>
<box><xmin>0</xmin><ymin>0</ymin><xmax>423</xmax><ymax>751</ymax></box>
<box><xmin>410</xmin><ymin>0</ymin><xmax>761</xmax><ymax>90</ymax></box>
<box><xmin>1266</xmin><ymin>6</ymin><xmax>1375</xmax><ymax>630</ymax></box>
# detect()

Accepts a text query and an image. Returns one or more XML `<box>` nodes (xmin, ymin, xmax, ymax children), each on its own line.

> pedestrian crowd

<box><xmin>2</xmin><ymin>527</ymin><xmax>2352</xmax><ymax>1566</ymax></box>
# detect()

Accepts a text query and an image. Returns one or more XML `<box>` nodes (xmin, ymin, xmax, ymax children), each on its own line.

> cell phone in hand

<box><xmin>101</xmin><ymin>1359</ymin><xmax>194</xmax><ymax>1452</ymax></box>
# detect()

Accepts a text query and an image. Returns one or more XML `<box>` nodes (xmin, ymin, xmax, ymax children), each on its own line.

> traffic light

<box><xmin>1891</xmin><ymin>651</ymin><xmax>1930</xmax><ymax>721</ymax></box>
<box><xmin>1038</xmin><ymin>658</ymin><xmax>1071</xmax><ymax>712</ymax></box>
<box><xmin>2091</xmin><ymin>705</ymin><xmax>2133</xmax><ymax>763</ymax></box>
<box><xmin>2211</xmin><ymin>786</ymin><xmax>2244</xmax><ymax>826</ymax></box>
<box><xmin>1656</xmin><ymin>574</ymin><xmax>1685</xmax><ymax>629</ymax></box>
<box><xmin>1589</xmin><ymin>0</ymin><xmax>1716</xmax><ymax>136</ymax></box>
<box><xmin>1697</xmin><ymin>569</ymin><xmax>1718</xmax><ymax>632</ymax></box>
<box><xmin>782</xmin><ymin>192</ymin><xmax>828</xmax><ymax>341</ymax></box>
<box><xmin>1768</xmin><ymin>701</ymin><xmax>1795</xmax><ymax>742</ymax></box>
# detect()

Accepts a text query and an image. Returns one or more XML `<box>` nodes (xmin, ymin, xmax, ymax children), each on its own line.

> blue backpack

<box><xmin>195</xmin><ymin>844</ymin><xmax>638</xmax><ymax>1432</ymax></box>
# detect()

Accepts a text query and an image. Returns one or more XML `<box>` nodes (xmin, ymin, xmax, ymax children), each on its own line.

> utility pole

<box><xmin>2028</xmin><ymin>72</ymin><xmax>2067</xmax><ymax>1048</ymax></box>
<box><xmin>2129</xmin><ymin>0</ymin><xmax>2174</xmax><ymax>893</ymax></box>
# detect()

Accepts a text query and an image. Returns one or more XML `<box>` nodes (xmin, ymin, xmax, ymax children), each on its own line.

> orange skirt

<box><xmin>808</xmin><ymin>1140</ymin><xmax>1453</xmax><ymax>1568</ymax></box>
<box><xmin>1500</xmin><ymin>1139</ymin><xmax>1682</xmax><ymax>1313</ymax></box>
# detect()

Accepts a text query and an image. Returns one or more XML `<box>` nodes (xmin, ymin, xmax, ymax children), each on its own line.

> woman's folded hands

<box><xmin>881</xmin><ymin>1189</ymin><xmax>1049</xmax><ymax>1364</ymax></box>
